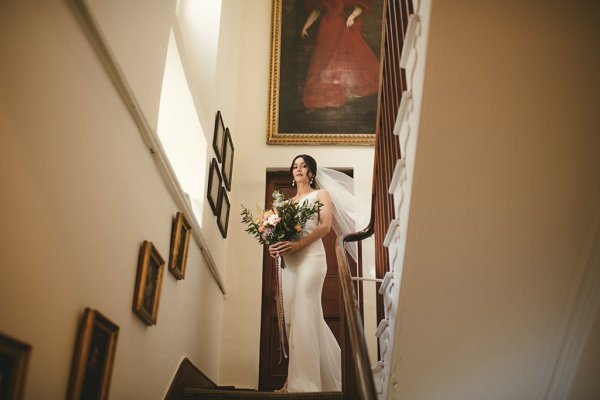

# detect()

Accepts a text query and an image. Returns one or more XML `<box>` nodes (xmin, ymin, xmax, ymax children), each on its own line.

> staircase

<box><xmin>165</xmin><ymin>358</ymin><xmax>343</xmax><ymax>400</ymax></box>
<box><xmin>184</xmin><ymin>389</ymin><xmax>343</xmax><ymax>400</ymax></box>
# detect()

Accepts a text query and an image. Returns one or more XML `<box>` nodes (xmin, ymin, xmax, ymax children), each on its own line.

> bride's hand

<box><xmin>271</xmin><ymin>240</ymin><xmax>302</xmax><ymax>255</ymax></box>
<box><xmin>268</xmin><ymin>243</ymin><xmax>280</xmax><ymax>258</ymax></box>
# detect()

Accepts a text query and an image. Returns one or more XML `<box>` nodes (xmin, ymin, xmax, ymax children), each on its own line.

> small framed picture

<box><xmin>222</xmin><ymin>128</ymin><xmax>234</xmax><ymax>191</ymax></box>
<box><xmin>207</xmin><ymin>158</ymin><xmax>222</xmax><ymax>215</ymax></box>
<box><xmin>168</xmin><ymin>212</ymin><xmax>192</xmax><ymax>280</ymax></box>
<box><xmin>213</xmin><ymin>111</ymin><xmax>225</xmax><ymax>162</ymax></box>
<box><xmin>132</xmin><ymin>241</ymin><xmax>165</xmax><ymax>325</ymax></box>
<box><xmin>67</xmin><ymin>308</ymin><xmax>119</xmax><ymax>400</ymax></box>
<box><xmin>0</xmin><ymin>332</ymin><xmax>31</xmax><ymax>400</ymax></box>
<box><xmin>217</xmin><ymin>187</ymin><xmax>231</xmax><ymax>238</ymax></box>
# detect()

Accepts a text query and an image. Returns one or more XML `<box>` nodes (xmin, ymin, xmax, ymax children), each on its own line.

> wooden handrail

<box><xmin>336</xmin><ymin>199</ymin><xmax>376</xmax><ymax>400</ymax></box>
<box><xmin>335</xmin><ymin>1</ymin><xmax>413</xmax><ymax>397</ymax></box>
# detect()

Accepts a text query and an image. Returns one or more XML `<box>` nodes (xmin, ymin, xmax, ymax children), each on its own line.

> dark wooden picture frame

<box><xmin>0</xmin><ymin>332</ymin><xmax>31</xmax><ymax>400</ymax></box>
<box><xmin>217</xmin><ymin>187</ymin><xmax>231</xmax><ymax>238</ymax></box>
<box><xmin>168</xmin><ymin>212</ymin><xmax>192</xmax><ymax>280</ymax></box>
<box><xmin>222</xmin><ymin>128</ymin><xmax>234</xmax><ymax>191</ymax></box>
<box><xmin>67</xmin><ymin>308</ymin><xmax>119</xmax><ymax>400</ymax></box>
<box><xmin>213</xmin><ymin>111</ymin><xmax>225</xmax><ymax>162</ymax></box>
<box><xmin>132</xmin><ymin>241</ymin><xmax>165</xmax><ymax>326</ymax></box>
<box><xmin>207</xmin><ymin>158</ymin><xmax>222</xmax><ymax>215</ymax></box>
<box><xmin>267</xmin><ymin>0</ymin><xmax>384</xmax><ymax>145</ymax></box>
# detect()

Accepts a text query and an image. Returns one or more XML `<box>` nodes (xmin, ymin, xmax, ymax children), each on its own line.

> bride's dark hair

<box><xmin>290</xmin><ymin>154</ymin><xmax>318</xmax><ymax>189</ymax></box>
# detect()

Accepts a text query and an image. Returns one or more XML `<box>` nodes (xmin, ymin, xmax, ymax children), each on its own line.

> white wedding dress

<box><xmin>282</xmin><ymin>190</ymin><xmax>342</xmax><ymax>392</ymax></box>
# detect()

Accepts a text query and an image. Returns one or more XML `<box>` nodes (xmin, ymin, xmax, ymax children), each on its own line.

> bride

<box><xmin>268</xmin><ymin>154</ymin><xmax>342</xmax><ymax>393</ymax></box>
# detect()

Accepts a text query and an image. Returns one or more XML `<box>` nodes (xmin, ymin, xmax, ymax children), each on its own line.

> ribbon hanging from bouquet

<box><xmin>275</xmin><ymin>255</ymin><xmax>288</xmax><ymax>361</ymax></box>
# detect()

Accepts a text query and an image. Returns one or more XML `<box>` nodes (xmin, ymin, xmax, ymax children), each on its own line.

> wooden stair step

<box><xmin>184</xmin><ymin>388</ymin><xmax>343</xmax><ymax>400</ymax></box>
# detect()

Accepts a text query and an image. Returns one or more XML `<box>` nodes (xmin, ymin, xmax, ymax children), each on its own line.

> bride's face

<box><xmin>292</xmin><ymin>157</ymin><xmax>312</xmax><ymax>184</ymax></box>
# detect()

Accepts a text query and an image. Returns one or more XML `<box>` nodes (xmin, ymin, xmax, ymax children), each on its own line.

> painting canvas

<box><xmin>217</xmin><ymin>187</ymin><xmax>231</xmax><ymax>238</ymax></box>
<box><xmin>222</xmin><ymin>128</ymin><xmax>234</xmax><ymax>191</ymax></box>
<box><xmin>168</xmin><ymin>212</ymin><xmax>192</xmax><ymax>280</ymax></box>
<box><xmin>0</xmin><ymin>333</ymin><xmax>31</xmax><ymax>400</ymax></box>
<box><xmin>207</xmin><ymin>158</ymin><xmax>222</xmax><ymax>215</ymax></box>
<box><xmin>213</xmin><ymin>111</ymin><xmax>225</xmax><ymax>162</ymax></box>
<box><xmin>132</xmin><ymin>241</ymin><xmax>165</xmax><ymax>326</ymax></box>
<box><xmin>67</xmin><ymin>308</ymin><xmax>118</xmax><ymax>400</ymax></box>
<box><xmin>267</xmin><ymin>0</ymin><xmax>384</xmax><ymax>145</ymax></box>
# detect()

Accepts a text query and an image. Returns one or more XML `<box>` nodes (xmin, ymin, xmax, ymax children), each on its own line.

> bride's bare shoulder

<box><xmin>316</xmin><ymin>189</ymin><xmax>331</xmax><ymax>203</ymax></box>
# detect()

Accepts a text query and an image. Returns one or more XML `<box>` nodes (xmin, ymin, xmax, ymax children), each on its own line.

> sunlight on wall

<box><xmin>176</xmin><ymin>0</ymin><xmax>223</xmax><ymax>132</ymax></box>
<box><xmin>157</xmin><ymin>30</ymin><xmax>208</xmax><ymax>224</ymax></box>
<box><xmin>177</xmin><ymin>0</ymin><xmax>222</xmax><ymax>65</ymax></box>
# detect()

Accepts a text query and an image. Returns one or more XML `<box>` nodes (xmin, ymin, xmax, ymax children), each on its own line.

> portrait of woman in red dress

<box><xmin>269</xmin><ymin>0</ymin><xmax>383</xmax><ymax>143</ymax></box>
<box><xmin>301</xmin><ymin>0</ymin><xmax>380</xmax><ymax>109</ymax></box>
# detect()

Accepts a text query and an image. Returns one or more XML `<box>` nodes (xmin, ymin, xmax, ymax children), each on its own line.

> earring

<box><xmin>291</xmin><ymin>180</ymin><xmax>295</xmax><ymax>187</ymax></box>
<box><xmin>310</xmin><ymin>177</ymin><xmax>314</xmax><ymax>185</ymax></box>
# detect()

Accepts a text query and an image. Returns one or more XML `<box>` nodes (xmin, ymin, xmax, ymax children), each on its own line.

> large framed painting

<box><xmin>267</xmin><ymin>0</ymin><xmax>384</xmax><ymax>145</ymax></box>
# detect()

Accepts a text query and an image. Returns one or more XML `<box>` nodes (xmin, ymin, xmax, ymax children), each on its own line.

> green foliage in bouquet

<box><xmin>241</xmin><ymin>190</ymin><xmax>322</xmax><ymax>245</ymax></box>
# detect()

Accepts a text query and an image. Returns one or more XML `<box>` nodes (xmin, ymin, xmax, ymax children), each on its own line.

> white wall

<box><xmin>86</xmin><ymin>0</ymin><xmax>243</xmax><ymax>281</ymax></box>
<box><xmin>0</xmin><ymin>1</ymin><xmax>224</xmax><ymax>398</ymax></box>
<box><xmin>388</xmin><ymin>1</ymin><xmax>600</xmax><ymax>399</ymax></box>
<box><xmin>176</xmin><ymin>0</ymin><xmax>223</xmax><ymax>133</ymax></box>
<box><xmin>195</xmin><ymin>0</ymin><xmax>244</xmax><ymax>282</ymax></box>
<box><xmin>86</xmin><ymin>0</ymin><xmax>176</xmax><ymax>129</ymax></box>
<box><xmin>217</xmin><ymin>0</ymin><xmax>376</xmax><ymax>388</ymax></box>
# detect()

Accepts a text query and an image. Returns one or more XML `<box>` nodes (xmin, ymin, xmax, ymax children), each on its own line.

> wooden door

<box><xmin>258</xmin><ymin>170</ymin><xmax>343</xmax><ymax>391</ymax></box>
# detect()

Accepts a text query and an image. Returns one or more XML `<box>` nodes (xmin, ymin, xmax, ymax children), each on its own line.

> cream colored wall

<box><xmin>86</xmin><ymin>0</ymin><xmax>176</xmax><ymax>129</ymax></box>
<box><xmin>176</xmin><ymin>0</ymin><xmax>223</xmax><ymax>133</ymax></box>
<box><xmin>196</xmin><ymin>0</ymin><xmax>244</xmax><ymax>281</ymax></box>
<box><xmin>86</xmin><ymin>0</ymin><xmax>239</xmax><ymax>280</ymax></box>
<box><xmin>388</xmin><ymin>1</ymin><xmax>600</xmax><ymax>399</ymax></box>
<box><xmin>217</xmin><ymin>0</ymin><xmax>376</xmax><ymax>388</ymax></box>
<box><xmin>0</xmin><ymin>1</ymin><xmax>224</xmax><ymax>398</ymax></box>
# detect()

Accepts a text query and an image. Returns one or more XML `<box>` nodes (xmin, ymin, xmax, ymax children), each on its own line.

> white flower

<box><xmin>267</xmin><ymin>213</ymin><xmax>281</xmax><ymax>226</ymax></box>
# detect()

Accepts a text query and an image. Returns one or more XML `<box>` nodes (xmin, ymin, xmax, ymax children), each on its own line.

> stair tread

<box><xmin>184</xmin><ymin>388</ymin><xmax>343</xmax><ymax>399</ymax></box>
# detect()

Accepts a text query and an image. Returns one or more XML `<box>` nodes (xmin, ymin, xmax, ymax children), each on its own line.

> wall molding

<box><xmin>69</xmin><ymin>0</ymin><xmax>225</xmax><ymax>293</ymax></box>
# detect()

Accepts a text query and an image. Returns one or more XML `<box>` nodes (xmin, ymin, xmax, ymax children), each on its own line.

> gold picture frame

<box><xmin>132</xmin><ymin>241</ymin><xmax>165</xmax><ymax>325</ymax></box>
<box><xmin>168</xmin><ymin>212</ymin><xmax>192</xmax><ymax>280</ymax></box>
<box><xmin>0</xmin><ymin>332</ymin><xmax>31</xmax><ymax>400</ymax></box>
<box><xmin>267</xmin><ymin>0</ymin><xmax>384</xmax><ymax>145</ymax></box>
<box><xmin>66</xmin><ymin>308</ymin><xmax>119</xmax><ymax>400</ymax></box>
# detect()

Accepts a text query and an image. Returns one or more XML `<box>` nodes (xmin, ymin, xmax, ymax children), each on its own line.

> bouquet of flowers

<box><xmin>241</xmin><ymin>190</ymin><xmax>321</xmax><ymax>248</ymax></box>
